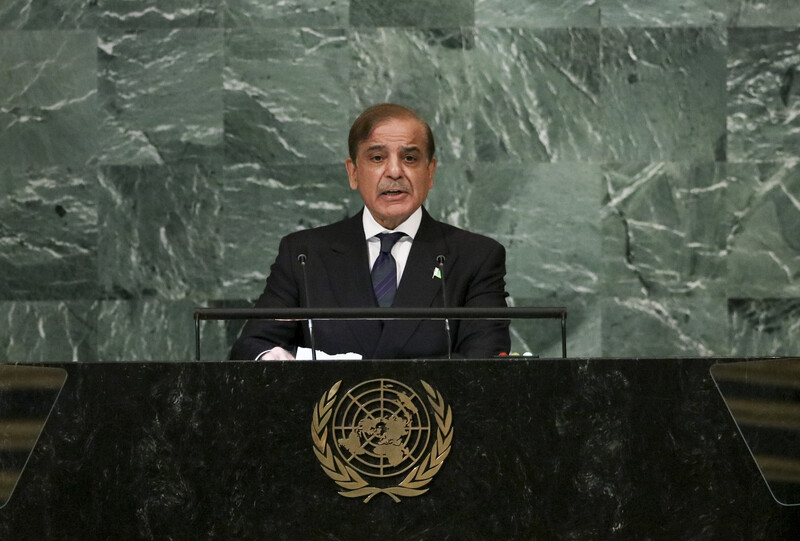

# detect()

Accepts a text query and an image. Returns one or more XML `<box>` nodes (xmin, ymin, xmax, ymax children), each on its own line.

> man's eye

<box><xmin>404</xmin><ymin>155</ymin><xmax>418</xmax><ymax>163</ymax></box>
<box><xmin>370</xmin><ymin>155</ymin><xmax>383</xmax><ymax>162</ymax></box>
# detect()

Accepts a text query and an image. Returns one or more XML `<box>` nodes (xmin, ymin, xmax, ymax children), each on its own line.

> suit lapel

<box><xmin>324</xmin><ymin>213</ymin><xmax>375</xmax><ymax>307</ymax></box>
<box><xmin>393</xmin><ymin>212</ymin><xmax>448</xmax><ymax>307</ymax></box>
<box><xmin>319</xmin><ymin>211</ymin><xmax>382</xmax><ymax>354</ymax></box>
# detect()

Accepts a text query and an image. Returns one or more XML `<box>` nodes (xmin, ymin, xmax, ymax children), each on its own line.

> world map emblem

<box><xmin>311</xmin><ymin>379</ymin><xmax>453</xmax><ymax>502</ymax></box>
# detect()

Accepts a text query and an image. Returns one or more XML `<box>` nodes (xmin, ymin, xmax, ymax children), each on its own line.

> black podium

<box><xmin>1</xmin><ymin>358</ymin><xmax>799</xmax><ymax>540</ymax></box>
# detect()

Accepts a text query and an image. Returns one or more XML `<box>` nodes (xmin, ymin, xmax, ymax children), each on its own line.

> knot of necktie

<box><xmin>378</xmin><ymin>232</ymin><xmax>405</xmax><ymax>254</ymax></box>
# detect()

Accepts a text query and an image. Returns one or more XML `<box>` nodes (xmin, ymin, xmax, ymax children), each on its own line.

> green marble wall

<box><xmin>1</xmin><ymin>1</ymin><xmax>799</xmax><ymax>361</ymax></box>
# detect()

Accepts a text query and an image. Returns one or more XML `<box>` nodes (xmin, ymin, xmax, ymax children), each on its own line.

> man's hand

<box><xmin>258</xmin><ymin>347</ymin><xmax>295</xmax><ymax>360</ymax></box>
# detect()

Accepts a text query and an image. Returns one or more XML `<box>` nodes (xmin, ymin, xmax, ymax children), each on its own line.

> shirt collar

<box><xmin>362</xmin><ymin>206</ymin><xmax>422</xmax><ymax>240</ymax></box>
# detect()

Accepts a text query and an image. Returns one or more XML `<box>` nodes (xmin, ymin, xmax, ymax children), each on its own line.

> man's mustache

<box><xmin>377</xmin><ymin>181</ymin><xmax>409</xmax><ymax>193</ymax></box>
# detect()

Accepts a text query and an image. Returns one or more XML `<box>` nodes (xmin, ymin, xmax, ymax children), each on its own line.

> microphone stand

<box><xmin>436</xmin><ymin>255</ymin><xmax>452</xmax><ymax>360</ymax></box>
<box><xmin>298</xmin><ymin>254</ymin><xmax>317</xmax><ymax>361</ymax></box>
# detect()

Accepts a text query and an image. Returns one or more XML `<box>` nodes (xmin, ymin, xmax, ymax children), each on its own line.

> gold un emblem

<box><xmin>312</xmin><ymin>379</ymin><xmax>453</xmax><ymax>502</ymax></box>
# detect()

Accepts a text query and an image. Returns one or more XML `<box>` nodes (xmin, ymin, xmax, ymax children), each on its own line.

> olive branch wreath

<box><xmin>311</xmin><ymin>379</ymin><xmax>453</xmax><ymax>503</ymax></box>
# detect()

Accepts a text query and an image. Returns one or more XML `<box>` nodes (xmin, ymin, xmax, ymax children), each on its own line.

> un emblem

<box><xmin>311</xmin><ymin>379</ymin><xmax>453</xmax><ymax>502</ymax></box>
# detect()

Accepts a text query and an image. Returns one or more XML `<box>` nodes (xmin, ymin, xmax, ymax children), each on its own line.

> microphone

<box><xmin>436</xmin><ymin>255</ymin><xmax>452</xmax><ymax>360</ymax></box>
<box><xmin>297</xmin><ymin>254</ymin><xmax>317</xmax><ymax>361</ymax></box>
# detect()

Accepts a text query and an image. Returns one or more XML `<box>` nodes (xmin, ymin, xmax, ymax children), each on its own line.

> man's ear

<box><xmin>345</xmin><ymin>158</ymin><xmax>358</xmax><ymax>190</ymax></box>
<box><xmin>427</xmin><ymin>157</ymin><xmax>437</xmax><ymax>188</ymax></box>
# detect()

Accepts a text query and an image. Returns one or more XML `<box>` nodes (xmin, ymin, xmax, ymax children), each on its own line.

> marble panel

<box><xmin>222</xmin><ymin>0</ymin><xmax>348</xmax><ymax>27</ymax></box>
<box><xmin>0</xmin><ymin>301</ymin><xmax>97</xmax><ymax>362</ymax></box>
<box><xmin>200</xmin><ymin>299</ymin><xmax>248</xmax><ymax>359</ymax></box>
<box><xmin>509</xmin><ymin>293</ymin><xmax>601</xmax><ymax>358</ymax></box>
<box><xmin>471</xmin><ymin>28</ymin><xmax>602</xmax><ymax>163</ymax></box>
<box><xmin>0</xmin><ymin>0</ymin><xmax>31</xmax><ymax>29</ymax></box>
<box><xmin>475</xmin><ymin>0</ymin><xmax>600</xmax><ymax>28</ymax></box>
<box><xmin>348</xmin><ymin>28</ymin><xmax>474</xmax><ymax>164</ymax></box>
<box><xmin>729</xmin><ymin>298</ymin><xmax>800</xmax><ymax>356</ymax></box>
<box><xmin>422</xmin><ymin>162</ymin><xmax>473</xmax><ymax>228</ymax></box>
<box><xmin>0</xmin><ymin>0</ymin><xmax>220</xmax><ymax>30</ymax></box>
<box><xmin>97</xmin><ymin>164</ymin><xmax>225</xmax><ymax>300</ymax></box>
<box><xmin>97</xmin><ymin>29</ymin><xmax>224</xmax><ymax>166</ymax></box>
<box><xmin>601</xmin><ymin>296</ymin><xmax>729</xmax><ymax>357</ymax></box>
<box><xmin>601</xmin><ymin>27</ymin><xmax>726</xmax><ymax>162</ymax></box>
<box><xmin>96</xmin><ymin>299</ymin><xmax>240</xmax><ymax>362</ymax></box>
<box><xmin>218</xmin><ymin>163</ymin><xmax>357</xmax><ymax>299</ymax></box>
<box><xmin>727</xmin><ymin>27</ymin><xmax>800</xmax><ymax>163</ymax></box>
<box><xmin>97</xmin><ymin>0</ymin><xmax>222</xmax><ymax>28</ymax></box>
<box><xmin>463</xmin><ymin>162</ymin><xmax>602</xmax><ymax>299</ymax></box>
<box><xmin>728</xmin><ymin>0</ymin><xmax>800</xmax><ymax>26</ymax></box>
<box><xmin>0</xmin><ymin>31</ymin><xmax>98</xmax><ymax>168</ymax></box>
<box><xmin>224</xmin><ymin>28</ymin><xmax>349</xmax><ymax>166</ymax></box>
<box><xmin>726</xmin><ymin>161</ymin><xmax>800</xmax><ymax>297</ymax></box>
<box><xmin>602</xmin><ymin>162</ymin><xmax>733</xmax><ymax>297</ymax></box>
<box><xmin>0</xmin><ymin>167</ymin><xmax>97</xmax><ymax>300</ymax></box>
<box><xmin>601</xmin><ymin>0</ymin><xmax>728</xmax><ymax>26</ymax></box>
<box><xmin>350</xmin><ymin>0</ymin><xmax>474</xmax><ymax>27</ymax></box>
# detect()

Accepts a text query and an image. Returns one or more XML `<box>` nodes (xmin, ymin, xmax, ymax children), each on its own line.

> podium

<box><xmin>1</xmin><ymin>358</ymin><xmax>799</xmax><ymax>539</ymax></box>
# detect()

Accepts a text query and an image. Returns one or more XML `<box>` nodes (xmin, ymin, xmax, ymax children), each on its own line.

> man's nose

<box><xmin>385</xmin><ymin>155</ymin><xmax>403</xmax><ymax>177</ymax></box>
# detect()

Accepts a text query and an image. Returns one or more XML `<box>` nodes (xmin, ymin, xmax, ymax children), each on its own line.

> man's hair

<box><xmin>348</xmin><ymin>103</ymin><xmax>436</xmax><ymax>163</ymax></box>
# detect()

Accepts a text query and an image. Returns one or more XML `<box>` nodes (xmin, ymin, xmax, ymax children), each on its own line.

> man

<box><xmin>230</xmin><ymin>103</ymin><xmax>510</xmax><ymax>360</ymax></box>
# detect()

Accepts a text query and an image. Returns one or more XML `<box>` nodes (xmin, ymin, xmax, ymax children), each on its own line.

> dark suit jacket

<box><xmin>229</xmin><ymin>208</ymin><xmax>510</xmax><ymax>360</ymax></box>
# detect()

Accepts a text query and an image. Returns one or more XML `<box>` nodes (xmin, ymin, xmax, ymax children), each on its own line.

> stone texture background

<box><xmin>1</xmin><ymin>1</ymin><xmax>798</xmax><ymax>361</ymax></box>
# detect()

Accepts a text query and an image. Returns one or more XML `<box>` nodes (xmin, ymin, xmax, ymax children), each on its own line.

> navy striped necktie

<box><xmin>371</xmin><ymin>232</ymin><xmax>405</xmax><ymax>307</ymax></box>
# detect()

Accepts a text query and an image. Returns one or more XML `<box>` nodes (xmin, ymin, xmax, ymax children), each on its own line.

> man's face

<box><xmin>345</xmin><ymin>117</ymin><xmax>437</xmax><ymax>230</ymax></box>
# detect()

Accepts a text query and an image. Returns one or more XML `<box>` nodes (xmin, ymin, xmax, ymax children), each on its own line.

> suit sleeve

<box><xmin>452</xmin><ymin>240</ymin><xmax>511</xmax><ymax>358</ymax></box>
<box><xmin>229</xmin><ymin>235</ymin><xmax>304</xmax><ymax>360</ymax></box>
